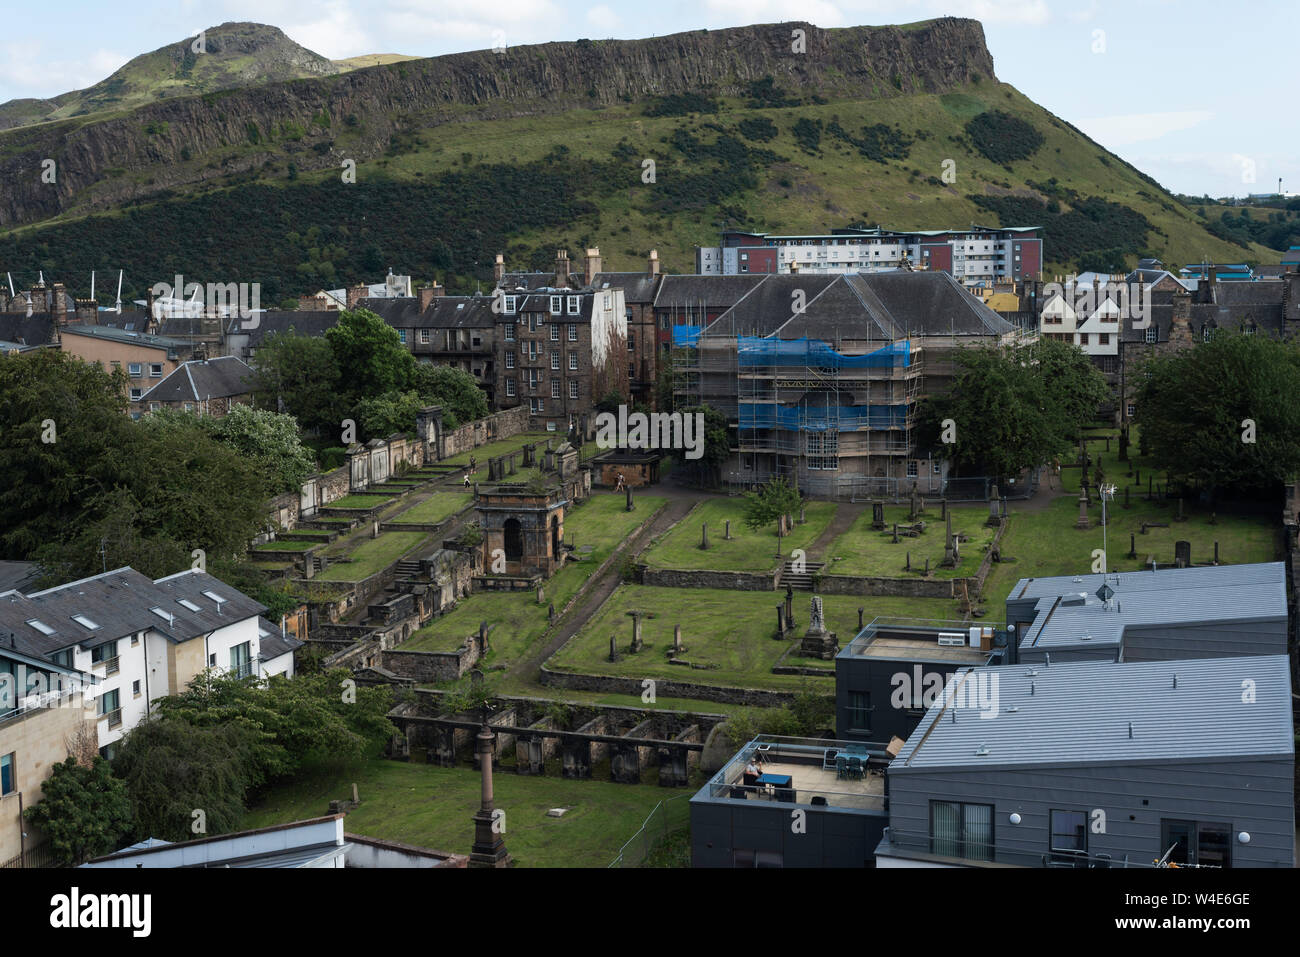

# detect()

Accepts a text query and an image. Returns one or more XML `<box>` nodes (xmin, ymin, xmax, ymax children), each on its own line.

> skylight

<box><xmin>149</xmin><ymin>606</ymin><xmax>174</xmax><ymax>623</ymax></box>
<box><xmin>202</xmin><ymin>591</ymin><xmax>226</xmax><ymax>604</ymax></box>
<box><xmin>72</xmin><ymin>615</ymin><xmax>99</xmax><ymax>630</ymax></box>
<box><xmin>176</xmin><ymin>599</ymin><xmax>201</xmax><ymax>612</ymax></box>
<box><xmin>26</xmin><ymin>619</ymin><xmax>54</xmax><ymax>635</ymax></box>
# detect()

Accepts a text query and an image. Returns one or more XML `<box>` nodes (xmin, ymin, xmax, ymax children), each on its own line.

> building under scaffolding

<box><xmin>672</xmin><ymin>271</ymin><xmax>1026</xmax><ymax>499</ymax></box>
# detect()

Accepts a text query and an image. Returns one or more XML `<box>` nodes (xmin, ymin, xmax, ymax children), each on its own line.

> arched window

<box><xmin>503</xmin><ymin>518</ymin><xmax>523</xmax><ymax>561</ymax></box>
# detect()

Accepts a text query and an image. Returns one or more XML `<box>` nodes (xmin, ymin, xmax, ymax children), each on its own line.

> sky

<box><xmin>2</xmin><ymin>0</ymin><xmax>1295</xmax><ymax>197</ymax></box>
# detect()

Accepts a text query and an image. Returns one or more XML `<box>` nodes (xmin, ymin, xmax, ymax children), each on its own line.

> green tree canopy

<box><xmin>1134</xmin><ymin>332</ymin><xmax>1300</xmax><ymax>493</ymax></box>
<box><xmin>411</xmin><ymin>363</ymin><xmax>489</xmax><ymax>429</ymax></box>
<box><xmin>325</xmin><ymin>308</ymin><xmax>416</xmax><ymax>409</ymax></box>
<box><xmin>23</xmin><ymin>756</ymin><xmax>132</xmax><ymax>865</ymax></box>
<box><xmin>252</xmin><ymin>329</ymin><xmax>342</xmax><ymax>433</ymax></box>
<box><xmin>743</xmin><ymin>475</ymin><xmax>802</xmax><ymax>534</ymax></box>
<box><xmin>143</xmin><ymin>404</ymin><xmax>316</xmax><ymax>494</ymax></box>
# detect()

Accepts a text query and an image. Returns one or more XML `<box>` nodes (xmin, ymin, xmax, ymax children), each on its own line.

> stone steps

<box><xmin>781</xmin><ymin>560</ymin><xmax>824</xmax><ymax>591</ymax></box>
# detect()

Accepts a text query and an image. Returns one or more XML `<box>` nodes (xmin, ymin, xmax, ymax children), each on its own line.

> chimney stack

<box><xmin>647</xmin><ymin>249</ymin><xmax>660</xmax><ymax>278</ymax></box>
<box><xmin>493</xmin><ymin>253</ymin><xmax>505</xmax><ymax>284</ymax></box>
<box><xmin>555</xmin><ymin>249</ymin><xmax>571</xmax><ymax>289</ymax></box>
<box><xmin>346</xmin><ymin>282</ymin><xmax>369</xmax><ymax>310</ymax></box>
<box><xmin>419</xmin><ymin>281</ymin><xmax>444</xmax><ymax>311</ymax></box>
<box><xmin>51</xmin><ymin>282</ymin><xmax>69</xmax><ymax>321</ymax></box>
<box><xmin>583</xmin><ymin>247</ymin><xmax>601</xmax><ymax>286</ymax></box>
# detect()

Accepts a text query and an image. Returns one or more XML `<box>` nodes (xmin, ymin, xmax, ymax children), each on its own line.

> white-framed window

<box><xmin>551</xmin><ymin>351</ymin><xmax>560</xmax><ymax>370</ymax></box>
<box><xmin>503</xmin><ymin>295</ymin><xmax>517</xmax><ymax>315</ymax></box>
<box><xmin>530</xmin><ymin>398</ymin><xmax>545</xmax><ymax>413</ymax></box>
<box><xmin>603</xmin><ymin>292</ymin><xmax>612</xmax><ymax>309</ymax></box>
<box><xmin>567</xmin><ymin>296</ymin><xmax>580</xmax><ymax>315</ymax></box>
<box><xmin>1127</xmin><ymin>403</ymin><xmax>1136</xmax><ymax>417</ymax></box>
<box><xmin>528</xmin><ymin>369</ymin><xmax>539</xmax><ymax>389</ymax></box>
<box><xmin>419</xmin><ymin>328</ymin><xmax>430</xmax><ymax>344</ymax></box>
<box><xmin>550</xmin><ymin>296</ymin><xmax>562</xmax><ymax>315</ymax></box>
<box><xmin>506</xmin><ymin>379</ymin><xmax>516</xmax><ymax>397</ymax></box>
<box><xmin>568</xmin><ymin>324</ymin><xmax>577</xmax><ymax>341</ymax></box>
<box><xmin>149</xmin><ymin>363</ymin><xmax>164</xmax><ymax>377</ymax></box>
<box><xmin>128</xmin><ymin>362</ymin><xmax>142</xmax><ymax>377</ymax></box>
<box><xmin>505</xmin><ymin>351</ymin><xmax>515</xmax><ymax>369</ymax></box>
<box><xmin>569</xmin><ymin>380</ymin><xmax>579</xmax><ymax>399</ymax></box>
<box><xmin>551</xmin><ymin>379</ymin><xmax>560</xmax><ymax>398</ymax></box>
<box><xmin>550</xmin><ymin>324</ymin><xmax>559</xmax><ymax>341</ymax></box>
<box><xmin>569</xmin><ymin>352</ymin><xmax>578</xmax><ymax>371</ymax></box>
<box><xmin>907</xmin><ymin>460</ymin><xmax>919</xmax><ymax>477</ymax></box>
<box><xmin>129</xmin><ymin>388</ymin><xmax>142</xmax><ymax>402</ymax></box>
<box><xmin>505</xmin><ymin>323</ymin><xmax>515</xmax><ymax>341</ymax></box>
<box><xmin>183</xmin><ymin>402</ymin><xmax>194</xmax><ymax>412</ymax></box>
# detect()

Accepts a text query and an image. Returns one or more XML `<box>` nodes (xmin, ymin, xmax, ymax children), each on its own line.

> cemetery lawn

<box><xmin>316</xmin><ymin>531</ymin><xmax>428</xmax><ymax>581</ymax></box>
<box><xmin>825</xmin><ymin>504</ymin><xmax>996</xmax><ymax>579</ymax></box>
<box><xmin>401</xmin><ymin>494</ymin><xmax>667</xmax><ymax>661</ymax></box>
<box><xmin>980</xmin><ymin>495</ymin><xmax>1281</xmax><ymax>609</ymax></box>
<box><xmin>438</xmin><ymin>432</ymin><xmax>557</xmax><ymax>478</ymax></box>
<box><xmin>326</xmin><ymin>493</ymin><xmax>397</xmax><ymax>509</ymax></box>
<box><xmin>253</xmin><ymin>540</ymin><xmax>314</xmax><ymax>552</ymax></box>
<box><xmin>241</xmin><ymin>756</ymin><xmax>686</xmax><ymax>868</ymax></box>
<box><xmin>390</xmin><ymin>491</ymin><xmax>473</xmax><ymax>525</ymax></box>
<box><xmin>548</xmin><ymin>585</ymin><xmax>965</xmax><ymax>690</ymax></box>
<box><xmin>642</xmin><ymin>499</ymin><xmax>837</xmax><ymax>573</ymax></box>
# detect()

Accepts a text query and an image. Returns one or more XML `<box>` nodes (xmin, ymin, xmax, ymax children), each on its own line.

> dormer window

<box><xmin>566</xmin><ymin>296</ymin><xmax>580</xmax><ymax>315</ymax></box>
<box><xmin>550</xmin><ymin>296</ymin><xmax>562</xmax><ymax>315</ymax></box>
<box><xmin>502</xmin><ymin>295</ymin><xmax>517</xmax><ymax>315</ymax></box>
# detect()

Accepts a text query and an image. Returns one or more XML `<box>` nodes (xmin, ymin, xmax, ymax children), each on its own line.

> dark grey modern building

<box><xmin>877</xmin><ymin>655</ymin><xmax>1295</xmax><ymax>868</ymax></box>
<box><xmin>1006</xmin><ymin>562</ymin><xmax>1288</xmax><ymax>665</ymax></box>
<box><xmin>690</xmin><ymin>736</ymin><xmax>891</xmax><ymax>868</ymax></box>
<box><xmin>834</xmin><ymin>618</ymin><xmax>1007</xmax><ymax>744</ymax></box>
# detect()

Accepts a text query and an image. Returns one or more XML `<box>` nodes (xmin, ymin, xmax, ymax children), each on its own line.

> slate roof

<box><xmin>591</xmin><ymin>271</ymin><xmax>661</xmax><ymax>303</ymax></box>
<box><xmin>653</xmin><ymin>275</ymin><xmax>766</xmax><ymax>312</ymax></box>
<box><xmin>698</xmin><ymin>272</ymin><xmax>1017</xmax><ymax>340</ymax></box>
<box><xmin>0</xmin><ymin>313</ymin><xmax>58</xmax><ymax>346</ymax></box>
<box><xmin>498</xmin><ymin>271</ymin><xmax>578</xmax><ymax>291</ymax></box>
<box><xmin>140</xmin><ymin>356</ymin><xmax>254</xmax><ymax>404</ymax></box>
<box><xmin>60</xmin><ymin>325</ymin><xmax>188</xmax><ymax>352</ymax></box>
<box><xmin>0</xmin><ymin>567</ymin><xmax>265</xmax><ymax>659</ymax></box>
<box><xmin>360</xmin><ymin>296</ymin><xmax>496</xmax><ymax>329</ymax></box>
<box><xmin>227</xmin><ymin>310</ymin><xmax>340</xmax><ymax>351</ymax></box>
<box><xmin>256</xmin><ymin>616</ymin><xmax>304</xmax><ymax>661</ymax></box>
<box><xmin>890</xmin><ymin>655</ymin><xmax>1294</xmax><ymax>772</ymax></box>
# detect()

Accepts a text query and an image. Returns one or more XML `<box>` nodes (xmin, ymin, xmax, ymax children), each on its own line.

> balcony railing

<box><xmin>102</xmin><ymin>707</ymin><xmax>122</xmax><ymax>730</ymax></box>
<box><xmin>102</xmin><ymin>656</ymin><xmax>120</xmax><ymax>676</ymax></box>
<box><xmin>231</xmin><ymin>662</ymin><xmax>254</xmax><ymax>680</ymax></box>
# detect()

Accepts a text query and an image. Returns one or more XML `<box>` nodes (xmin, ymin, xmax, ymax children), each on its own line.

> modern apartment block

<box><xmin>697</xmin><ymin>225</ymin><xmax>1043</xmax><ymax>287</ymax></box>
<box><xmin>692</xmin><ymin>561</ymin><xmax>1295</xmax><ymax>868</ymax></box>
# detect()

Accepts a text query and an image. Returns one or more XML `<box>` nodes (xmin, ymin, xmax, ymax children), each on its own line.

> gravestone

<box><xmin>892</xmin><ymin>523</ymin><xmax>899</xmax><ymax>544</ymax></box>
<box><xmin>905</xmin><ymin>551</ymin><xmax>911</xmax><ymax>572</ymax></box>
<box><xmin>799</xmin><ymin>596</ymin><xmax>839</xmax><ymax>660</ymax></box>
<box><xmin>784</xmin><ymin>586</ymin><xmax>794</xmax><ymax>631</ymax></box>
<box><xmin>1213</xmin><ymin>541</ymin><xmax>1219</xmax><ymax>565</ymax></box>
<box><xmin>857</xmin><ymin>607</ymin><xmax>864</xmax><ymax>630</ymax></box>
<box><xmin>608</xmin><ymin>636</ymin><xmax>619</xmax><ymax>662</ymax></box>
<box><xmin>673</xmin><ymin>624</ymin><xmax>684</xmax><ymax>654</ymax></box>
<box><xmin>522</xmin><ymin>443</ymin><xmax>536</xmax><ymax>467</ymax></box>
<box><xmin>700</xmin><ymin>523</ymin><xmax>709</xmax><ymax>550</ymax></box>
<box><xmin>909</xmin><ymin>483</ymin><xmax>921</xmax><ymax>520</ymax></box>
<box><xmin>536</xmin><ymin>586</ymin><xmax>545</xmax><ymax>605</ymax></box>
<box><xmin>871</xmin><ymin>502</ymin><xmax>885</xmax><ymax>530</ymax></box>
<box><xmin>1128</xmin><ymin>533</ymin><xmax>1136</xmax><ymax>559</ymax></box>
<box><xmin>1174</xmin><ymin>540</ymin><xmax>1191</xmax><ymax>568</ymax></box>
<box><xmin>626</xmin><ymin>486</ymin><xmax>634</xmax><ymax>512</ymax></box>
<box><xmin>941</xmin><ymin>498</ymin><xmax>947</xmax><ymax>520</ymax></box>
<box><xmin>1075</xmin><ymin>491</ymin><xmax>1090</xmax><ymax>529</ymax></box>
<box><xmin>629</xmin><ymin>611</ymin><xmax>644</xmax><ymax>653</ymax></box>
<box><xmin>548</xmin><ymin>603</ymin><xmax>555</xmax><ymax>623</ymax></box>
<box><xmin>775</xmin><ymin>605</ymin><xmax>786</xmax><ymax>638</ymax></box>
<box><xmin>479</xmin><ymin>621</ymin><xmax>490</xmax><ymax>653</ymax></box>
<box><xmin>724</xmin><ymin>520</ymin><xmax>732</xmax><ymax>540</ymax></box>
<box><xmin>799</xmin><ymin>506</ymin><xmax>806</xmax><ymax>524</ymax></box>
<box><xmin>1175</xmin><ymin>498</ymin><xmax>1186</xmax><ymax>522</ymax></box>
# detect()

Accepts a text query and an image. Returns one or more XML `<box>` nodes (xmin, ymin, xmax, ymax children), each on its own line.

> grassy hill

<box><xmin>0</xmin><ymin>19</ymin><xmax>1281</xmax><ymax>303</ymax></box>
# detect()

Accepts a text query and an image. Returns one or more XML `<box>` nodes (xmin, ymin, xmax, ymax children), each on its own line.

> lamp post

<box><xmin>1100</xmin><ymin>483</ymin><xmax>1117</xmax><ymax>572</ymax></box>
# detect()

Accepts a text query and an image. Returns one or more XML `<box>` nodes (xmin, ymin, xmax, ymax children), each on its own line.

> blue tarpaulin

<box><xmin>739</xmin><ymin>338</ymin><xmax>910</xmax><ymax>369</ymax></box>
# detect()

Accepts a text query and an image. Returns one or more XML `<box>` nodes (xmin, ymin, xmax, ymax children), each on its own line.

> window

<box><xmin>128</xmin><ymin>363</ymin><xmax>142</xmax><ymax>377</ymax></box>
<box><xmin>568</xmin><ymin>323</ymin><xmax>578</xmax><ymax>342</ymax></box>
<box><xmin>1050</xmin><ymin>809</ymin><xmax>1088</xmax><ymax>864</ymax></box>
<box><xmin>846</xmin><ymin>691</ymin><xmax>872</xmax><ymax>732</ymax></box>
<box><xmin>176</xmin><ymin>598</ymin><xmax>200</xmax><ymax>612</ymax></box>
<box><xmin>907</xmin><ymin>460</ymin><xmax>919</xmax><ymax>478</ymax></box>
<box><xmin>528</xmin><ymin>369</ymin><xmax>540</xmax><ymax>390</ymax></box>
<box><xmin>569</xmin><ymin>380</ymin><xmax>579</xmax><ymax>400</ymax></box>
<box><xmin>397</xmin><ymin>329</ymin><xmax>407</xmax><ymax>344</ymax></box>
<box><xmin>129</xmin><ymin>389</ymin><xmax>142</xmax><ymax>402</ymax></box>
<box><xmin>933</xmin><ymin>461</ymin><xmax>942</xmax><ymax>475</ymax></box>
<box><xmin>806</xmin><ymin>431</ymin><xmax>838</xmax><ymax>470</ymax></box>
<box><xmin>131</xmin><ymin>634</ymin><xmax>140</xmax><ymax>646</ymax></box>
<box><xmin>506</xmin><ymin>379</ymin><xmax>516</xmax><ymax>397</ymax></box>
<box><xmin>567</xmin><ymin>296</ymin><xmax>580</xmax><ymax>315</ymax></box>
<box><xmin>209</xmin><ymin>653</ymin><xmax>216</xmax><ymax>666</ymax></box>
<box><xmin>551</xmin><ymin>351</ymin><xmax>560</xmax><ymax>371</ymax></box>
<box><xmin>930</xmin><ymin>801</ymin><xmax>993</xmax><ymax>861</ymax></box>
<box><xmin>230</xmin><ymin>642</ymin><xmax>252</xmax><ymax>679</ymax></box>
<box><xmin>1127</xmin><ymin>403</ymin><xmax>1136</xmax><ymax>417</ymax></box>
<box><xmin>26</xmin><ymin>619</ymin><xmax>54</xmax><ymax>636</ymax></box>
<box><xmin>132</xmin><ymin>680</ymin><xmax>141</xmax><ymax>698</ymax></box>
<box><xmin>91</xmin><ymin>641</ymin><xmax>118</xmax><ymax>672</ymax></box>
<box><xmin>1202</xmin><ymin>325</ymin><xmax>1213</xmax><ymax>342</ymax></box>
<box><xmin>732</xmin><ymin>848</ymin><xmax>784</xmax><ymax>867</ymax></box>
<box><xmin>502</xmin><ymin>295</ymin><xmax>517</xmax><ymax>315</ymax></box>
<box><xmin>530</xmin><ymin>398</ymin><xmax>545</xmax><ymax>414</ymax></box>
<box><xmin>98</xmin><ymin>688</ymin><xmax>121</xmax><ymax>729</ymax></box>
<box><xmin>569</xmin><ymin>352</ymin><xmax>578</xmax><ymax>371</ymax></box>
<box><xmin>551</xmin><ymin>379</ymin><xmax>560</xmax><ymax>399</ymax></box>
<box><xmin>1145</xmin><ymin>326</ymin><xmax>1158</xmax><ymax>344</ymax></box>
<box><xmin>628</xmin><ymin>362</ymin><xmax>635</xmax><ymax>379</ymax></box>
<box><xmin>1099</xmin><ymin>333</ymin><xmax>1110</xmax><ymax>345</ymax></box>
<box><xmin>110</xmin><ymin>360</ymin><xmax>121</xmax><ymax>369</ymax></box>
<box><xmin>550</xmin><ymin>295</ymin><xmax>562</xmax><ymax>315</ymax></box>
<box><xmin>1161</xmin><ymin>820</ymin><xmax>1231</xmax><ymax>868</ymax></box>
<box><xmin>149</xmin><ymin>403</ymin><xmax>159</xmax><ymax>412</ymax></box>
<box><xmin>548</xmin><ymin>322</ymin><xmax>559</xmax><ymax>341</ymax></box>
<box><xmin>505</xmin><ymin>351</ymin><xmax>515</xmax><ymax>370</ymax></box>
<box><xmin>0</xmin><ymin>753</ymin><xmax>13</xmax><ymax>796</ymax></box>
<box><xmin>419</xmin><ymin>329</ymin><xmax>430</xmax><ymax>344</ymax></box>
<box><xmin>183</xmin><ymin>402</ymin><xmax>194</xmax><ymax>413</ymax></box>
<box><xmin>628</xmin><ymin>331</ymin><xmax>635</xmax><ymax>352</ymax></box>
<box><xmin>72</xmin><ymin>614</ymin><xmax>99</xmax><ymax>631</ymax></box>
<box><xmin>149</xmin><ymin>363</ymin><xmax>163</xmax><ymax>377</ymax></box>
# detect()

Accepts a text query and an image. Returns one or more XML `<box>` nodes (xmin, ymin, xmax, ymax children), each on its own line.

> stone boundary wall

<box><xmin>537</xmin><ymin>667</ymin><xmax>794</xmax><ymax>707</ymax></box>
<box><xmin>638</xmin><ymin>567</ymin><xmax>774</xmax><ymax>591</ymax></box>
<box><xmin>382</xmin><ymin>638</ymin><xmax>483</xmax><ymax>683</ymax></box>
<box><xmin>441</xmin><ymin>405</ymin><xmax>531</xmax><ymax>459</ymax></box>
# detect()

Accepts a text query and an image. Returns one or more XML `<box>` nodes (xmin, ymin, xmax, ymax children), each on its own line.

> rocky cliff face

<box><xmin>0</xmin><ymin>18</ymin><xmax>995</xmax><ymax>229</ymax></box>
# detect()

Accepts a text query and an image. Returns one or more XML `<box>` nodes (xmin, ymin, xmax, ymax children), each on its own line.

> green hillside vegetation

<box><xmin>1</xmin><ymin>65</ymin><xmax>1277</xmax><ymax>300</ymax></box>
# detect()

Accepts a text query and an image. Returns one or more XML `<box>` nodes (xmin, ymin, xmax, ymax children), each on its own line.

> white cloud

<box><xmin>1065</xmin><ymin>0</ymin><xmax>1099</xmax><ymax>23</ymax></box>
<box><xmin>1076</xmin><ymin>110</ymin><xmax>1215</xmax><ymax>147</ymax></box>
<box><xmin>586</xmin><ymin>5</ymin><xmax>622</xmax><ymax>32</ymax></box>
<box><xmin>933</xmin><ymin>0</ymin><xmax>1051</xmax><ymax>25</ymax></box>
<box><xmin>0</xmin><ymin>44</ymin><xmax>130</xmax><ymax>97</ymax></box>
<box><xmin>704</xmin><ymin>0</ymin><xmax>846</xmax><ymax>28</ymax></box>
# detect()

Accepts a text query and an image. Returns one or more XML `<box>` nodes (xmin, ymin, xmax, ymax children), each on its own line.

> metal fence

<box><xmin>1</xmin><ymin>842</ymin><xmax>55</xmax><ymax>869</ymax></box>
<box><xmin>607</xmin><ymin>795</ymin><xmax>691</xmax><ymax>868</ymax></box>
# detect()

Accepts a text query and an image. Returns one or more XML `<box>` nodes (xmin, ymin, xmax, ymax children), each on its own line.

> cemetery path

<box><xmin>806</xmin><ymin>501</ymin><xmax>862</xmax><ymax>560</ymax></box>
<box><xmin>508</xmin><ymin>489</ymin><xmax>706</xmax><ymax>687</ymax></box>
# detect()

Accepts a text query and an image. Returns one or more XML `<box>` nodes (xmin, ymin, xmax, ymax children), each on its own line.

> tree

<box><xmin>24</xmin><ymin>756</ymin><xmax>131</xmax><ymax>865</ymax></box>
<box><xmin>325</xmin><ymin>308</ymin><xmax>416</xmax><ymax>409</ymax></box>
<box><xmin>916</xmin><ymin>341</ymin><xmax>1106</xmax><ymax>480</ymax></box>
<box><xmin>743</xmin><ymin>476</ymin><xmax>802</xmax><ymax>534</ymax></box>
<box><xmin>1134</xmin><ymin>332</ymin><xmax>1300</xmax><ymax>495</ymax></box>
<box><xmin>251</xmin><ymin>330</ymin><xmax>342</xmax><ymax>433</ymax></box>
<box><xmin>411</xmin><ymin>363</ymin><xmax>488</xmax><ymax>429</ymax></box>
<box><xmin>145</xmin><ymin>405</ymin><xmax>316</xmax><ymax>494</ymax></box>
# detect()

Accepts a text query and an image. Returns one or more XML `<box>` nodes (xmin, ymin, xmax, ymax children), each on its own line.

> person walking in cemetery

<box><xmin>614</xmin><ymin>471</ymin><xmax>625</xmax><ymax>493</ymax></box>
<box><xmin>464</xmin><ymin>470</ymin><xmax>471</xmax><ymax>488</ymax></box>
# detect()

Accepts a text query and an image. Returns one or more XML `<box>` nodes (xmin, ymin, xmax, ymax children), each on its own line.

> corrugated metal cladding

<box><xmin>1011</xmin><ymin>561</ymin><xmax>1286</xmax><ymax>601</ymax></box>
<box><xmin>892</xmin><ymin>655</ymin><xmax>1293</xmax><ymax>772</ymax></box>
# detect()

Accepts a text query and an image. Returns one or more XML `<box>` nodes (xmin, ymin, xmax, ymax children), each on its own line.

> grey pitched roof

<box><xmin>653</xmin><ymin>275</ymin><xmax>766</xmax><ymax>312</ymax></box>
<box><xmin>0</xmin><ymin>313</ymin><xmax>58</xmax><ymax>346</ymax></box>
<box><xmin>0</xmin><ymin>561</ymin><xmax>41</xmax><ymax>593</ymax></box>
<box><xmin>0</xmin><ymin>566</ymin><xmax>265</xmax><ymax>659</ymax></box>
<box><xmin>591</xmin><ymin>272</ymin><xmax>660</xmax><ymax>303</ymax></box>
<box><xmin>256</xmin><ymin>616</ymin><xmax>304</xmax><ymax>661</ymax></box>
<box><xmin>891</xmin><ymin>655</ymin><xmax>1294</xmax><ymax>772</ymax></box>
<box><xmin>140</xmin><ymin>356</ymin><xmax>254</xmax><ymax>403</ymax></box>
<box><xmin>361</xmin><ymin>296</ymin><xmax>496</xmax><ymax>329</ymax></box>
<box><xmin>498</xmin><ymin>271</ymin><xmax>577</xmax><ymax>291</ymax></box>
<box><xmin>229</xmin><ymin>310</ymin><xmax>340</xmax><ymax>350</ymax></box>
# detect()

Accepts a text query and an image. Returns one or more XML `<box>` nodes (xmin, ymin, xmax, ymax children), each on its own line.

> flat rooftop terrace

<box><xmin>839</xmin><ymin>617</ymin><xmax>1005</xmax><ymax>665</ymax></box>
<box><xmin>697</xmin><ymin>735</ymin><xmax>889</xmax><ymax>811</ymax></box>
